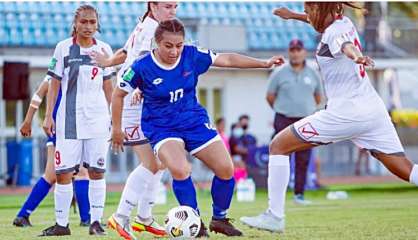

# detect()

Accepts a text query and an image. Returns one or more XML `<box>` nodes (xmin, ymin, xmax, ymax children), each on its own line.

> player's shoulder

<box><xmin>131</xmin><ymin>52</ymin><xmax>152</xmax><ymax>69</ymax></box>
<box><xmin>95</xmin><ymin>38</ymin><xmax>112</xmax><ymax>49</ymax></box>
<box><xmin>323</xmin><ymin>16</ymin><xmax>354</xmax><ymax>41</ymax></box>
<box><xmin>54</xmin><ymin>37</ymin><xmax>73</xmax><ymax>50</ymax></box>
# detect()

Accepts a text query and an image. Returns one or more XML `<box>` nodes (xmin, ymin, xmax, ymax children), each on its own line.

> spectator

<box><xmin>238</xmin><ymin>114</ymin><xmax>257</xmax><ymax>152</ymax></box>
<box><xmin>266</xmin><ymin>39</ymin><xmax>322</xmax><ymax>205</ymax></box>
<box><xmin>229</xmin><ymin>123</ymin><xmax>248</xmax><ymax>182</ymax></box>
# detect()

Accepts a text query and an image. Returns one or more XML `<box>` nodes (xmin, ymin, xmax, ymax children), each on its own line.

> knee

<box><xmin>88</xmin><ymin>170</ymin><xmax>104</xmax><ymax>180</ymax></box>
<box><xmin>43</xmin><ymin>173</ymin><xmax>56</xmax><ymax>184</ymax></box>
<box><xmin>74</xmin><ymin>166</ymin><xmax>89</xmax><ymax>180</ymax></box>
<box><xmin>56</xmin><ymin>172</ymin><xmax>72</xmax><ymax>184</ymax></box>
<box><xmin>170</xmin><ymin>165</ymin><xmax>191</xmax><ymax>180</ymax></box>
<box><xmin>215</xmin><ymin>162</ymin><xmax>234</xmax><ymax>180</ymax></box>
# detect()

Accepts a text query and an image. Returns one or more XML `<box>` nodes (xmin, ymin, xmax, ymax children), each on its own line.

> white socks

<box><xmin>268</xmin><ymin>155</ymin><xmax>290</xmax><ymax>219</ymax></box>
<box><xmin>409</xmin><ymin>164</ymin><xmax>418</xmax><ymax>186</ymax></box>
<box><xmin>55</xmin><ymin>183</ymin><xmax>73</xmax><ymax>227</ymax></box>
<box><xmin>117</xmin><ymin>165</ymin><xmax>153</xmax><ymax>217</ymax></box>
<box><xmin>137</xmin><ymin>170</ymin><xmax>164</xmax><ymax>219</ymax></box>
<box><xmin>89</xmin><ymin>179</ymin><xmax>106</xmax><ymax>223</ymax></box>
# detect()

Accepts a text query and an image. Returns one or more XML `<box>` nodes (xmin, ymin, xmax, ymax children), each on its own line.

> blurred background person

<box><xmin>266</xmin><ymin>39</ymin><xmax>322</xmax><ymax>205</ymax></box>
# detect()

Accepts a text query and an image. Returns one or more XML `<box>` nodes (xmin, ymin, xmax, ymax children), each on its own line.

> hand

<box><xmin>273</xmin><ymin>7</ymin><xmax>293</xmax><ymax>20</ymax></box>
<box><xmin>20</xmin><ymin>120</ymin><xmax>32</xmax><ymax>137</ymax></box>
<box><xmin>265</xmin><ymin>55</ymin><xmax>285</xmax><ymax>68</ymax></box>
<box><xmin>130</xmin><ymin>89</ymin><xmax>143</xmax><ymax>106</ymax></box>
<box><xmin>90</xmin><ymin>48</ymin><xmax>110</xmax><ymax>68</ymax></box>
<box><xmin>354</xmin><ymin>56</ymin><xmax>375</xmax><ymax>68</ymax></box>
<box><xmin>42</xmin><ymin>116</ymin><xmax>55</xmax><ymax>137</ymax></box>
<box><xmin>110</xmin><ymin>128</ymin><xmax>126</xmax><ymax>154</ymax></box>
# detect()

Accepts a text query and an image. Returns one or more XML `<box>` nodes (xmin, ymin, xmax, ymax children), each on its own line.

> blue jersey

<box><xmin>120</xmin><ymin>45</ymin><xmax>217</xmax><ymax>133</ymax></box>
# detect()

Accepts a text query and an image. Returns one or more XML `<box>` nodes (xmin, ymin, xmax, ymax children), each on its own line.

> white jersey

<box><xmin>316</xmin><ymin>16</ymin><xmax>384</xmax><ymax>118</ymax></box>
<box><xmin>47</xmin><ymin>37</ymin><xmax>114</xmax><ymax>139</ymax></box>
<box><xmin>117</xmin><ymin>16</ymin><xmax>158</xmax><ymax>111</ymax></box>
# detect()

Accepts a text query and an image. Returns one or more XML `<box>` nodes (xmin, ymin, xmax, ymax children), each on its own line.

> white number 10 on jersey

<box><xmin>169</xmin><ymin>88</ymin><xmax>184</xmax><ymax>103</ymax></box>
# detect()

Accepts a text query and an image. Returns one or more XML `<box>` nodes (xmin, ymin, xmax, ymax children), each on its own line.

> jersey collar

<box><xmin>72</xmin><ymin>36</ymin><xmax>97</xmax><ymax>46</ymax></box>
<box><xmin>151</xmin><ymin>50</ymin><xmax>182</xmax><ymax>71</ymax></box>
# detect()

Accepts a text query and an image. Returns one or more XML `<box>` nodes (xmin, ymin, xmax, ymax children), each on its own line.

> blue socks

<box><xmin>74</xmin><ymin>179</ymin><xmax>90</xmax><ymax>223</ymax></box>
<box><xmin>211</xmin><ymin>176</ymin><xmax>235</xmax><ymax>219</ymax></box>
<box><xmin>172</xmin><ymin>176</ymin><xmax>199</xmax><ymax>213</ymax></box>
<box><xmin>17</xmin><ymin>177</ymin><xmax>51</xmax><ymax>218</ymax></box>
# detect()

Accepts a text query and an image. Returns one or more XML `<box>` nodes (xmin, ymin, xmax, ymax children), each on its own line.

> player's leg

<box><xmin>372</xmin><ymin>153</ymin><xmax>416</xmax><ymax>183</ymax></box>
<box><xmin>73</xmin><ymin>166</ymin><xmax>90</xmax><ymax>226</ymax></box>
<box><xmin>40</xmin><ymin>138</ymin><xmax>82</xmax><ymax>236</ymax></box>
<box><xmin>193</xmin><ymin>139</ymin><xmax>242</xmax><ymax>237</ymax></box>
<box><xmin>13</xmin><ymin>144</ymin><xmax>56</xmax><ymax>227</ymax></box>
<box><xmin>84</xmin><ymin>138</ymin><xmax>108</xmax><ymax>236</ymax></box>
<box><xmin>130</xmin><ymin>143</ymin><xmax>166</xmax><ymax>237</ymax></box>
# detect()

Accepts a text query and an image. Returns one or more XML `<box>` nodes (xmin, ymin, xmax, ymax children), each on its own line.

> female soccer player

<box><xmin>90</xmin><ymin>2</ymin><xmax>177</xmax><ymax>239</ymax></box>
<box><xmin>240</xmin><ymin>2</ymin><xmax>418</xmax><ymax>233</ymax></box>
<box><xmin>112</xmin><ymin>19</ymin><xmax>284</xmax><ymax>237</ymax></box>
<box><xmin>40</xmin><ymin>4</ymin><xmax>114</xmax><ymax>236</ymax></box>
<box><xmin>13</xmin><ymin>76</ymin><xmax>90</xmax><ymax>228</ymax></box>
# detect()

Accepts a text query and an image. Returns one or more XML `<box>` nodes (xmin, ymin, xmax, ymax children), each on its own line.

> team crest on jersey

<box><xmin>152</xmin><ymin>78</ymin><xmax>163</xmax><ymax>85</ymax></box>
<box><xmin>304</xmin><ymin>77</ymin><xmax>312</xmax><ymax>85</ymax></box>
<box><xmin>48</xmin><ymin>58</ymin><xmax>57</xmax><ymax>70</ymax></box>
<box><xmin>123</xmin><ymin>68</ymin><xmax>135</xmax><ymax>82</ymax></box>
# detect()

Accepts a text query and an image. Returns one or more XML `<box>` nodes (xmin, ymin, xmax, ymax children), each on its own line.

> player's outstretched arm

<box><xmin>42</xmin><ymin>78</ymin><xmax>59</xmax><ymax>137</ymax></box>
<box><xmin>273</xmin><ymin>7</ymin><xmax>309</xmax><ymax>23</ymax></box>
<box><xmin>90</xmin><ymin>48</ymin><xmax>127</xmax><ymax>68</ymax></box>
<box><xmin>213</xmin><ymin>53</ymin><xmax>285</xmax><ymax>69</ymax></box>
<box><xmin>20</xmin><ymin>80</ymin><xmax>49</xmax><ymax>137</ymax></box>
<box><xmin>110</xmin><ymin>88</ymin><xmax>128</xmax><ymax>154</ymax></box>
<box><xmin>342</xmin><ymin>43</ymin><xmax>375</xmax><ymax>67</ymax></box>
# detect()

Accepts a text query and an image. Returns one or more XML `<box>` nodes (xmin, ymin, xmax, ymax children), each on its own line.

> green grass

<box><xmin>1</xmin><ymin>183</ymin><xmax>418</xmax><ymax>240</ymax></box>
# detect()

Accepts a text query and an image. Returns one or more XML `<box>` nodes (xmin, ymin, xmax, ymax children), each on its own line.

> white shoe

<box><xmin>293</xmin><ymin>194</ymin><xmax>312</xmax><ymax>206</ymax></box>
<box><xmin>240</xmin><ymin>210</ymin><xmax>285</xmax><ymax>233</ymax></box>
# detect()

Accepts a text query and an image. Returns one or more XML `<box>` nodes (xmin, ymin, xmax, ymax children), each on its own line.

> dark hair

<box><xmin>141</xmin><ymin>2</ymin><xmax>153</xmax><ymax>22</ymax></box>
<box><xmin>216</xmin><ymin>117</ymin><xmax>225</xmax><ymax>126</ymax></box>
<box><xmin>154</xmin><ymin>18</ymin><xmax>185</xmax><ymax>43</ymax></box>
<box><xmin>305</xmin><ymin>2</ymin><xmax>363</xmax><ymax>33</ymax></box>
<box><xmin>239</xmin><ymin>114</ymin><xmax>249</xmax><ymax>121</ymax></box>
<box><xmin>71</xmin><ymin>4</ymin><xmax>101</xmax><ymax>37</ymax></box>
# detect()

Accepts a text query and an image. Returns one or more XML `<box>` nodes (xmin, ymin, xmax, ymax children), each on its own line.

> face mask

<box><xmin>241</xmin><ymin>124</ymin><xmax>248</xmax><ymax>131</ymax></box>
<box><xmin>232</xmin><ymin>128</ymin><xmax>244</xmax><ymax>137</ymax></box>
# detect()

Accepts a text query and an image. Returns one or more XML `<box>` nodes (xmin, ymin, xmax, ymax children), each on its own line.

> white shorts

<box><xmin>122</xmin><ymin>108</ymin><xmax>148</xmax><ymax>146</ymax></box>
<box><xmin>55</xmin><ymin>137</ymin><xmax>109</xmax><ymax>174</ymax></box>
<box><xmin>292</xmin><ymin>107</ymin><xmax>404</xmax><ymax>156</ymax></box>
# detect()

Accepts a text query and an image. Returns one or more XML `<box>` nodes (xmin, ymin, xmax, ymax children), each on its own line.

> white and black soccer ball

<box><xmin>165</xmin><ymin>206</ymin><xmax>201</xmax><ymax>239</ymax></box>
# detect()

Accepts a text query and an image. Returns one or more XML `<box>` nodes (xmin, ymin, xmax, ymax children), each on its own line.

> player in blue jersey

<box><xmin>112</xmin><ymin>19</ymin><xmax>285</xmax><ymax>237</ymax></box>
<box><xmin>13</xmin><ymin>75</ymin><xmax>90</xmax><ymax>228</ymax></box>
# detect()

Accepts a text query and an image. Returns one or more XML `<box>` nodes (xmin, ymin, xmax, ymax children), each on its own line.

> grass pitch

<box><xmin>0</xmin><ymin>183</ymin><xmax>417</xmax><ymax>240</ymax></box>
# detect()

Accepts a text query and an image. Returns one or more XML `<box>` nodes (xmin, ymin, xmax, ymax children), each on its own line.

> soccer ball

<box><xmin>165</xmin><ymin>206</ymin><xmax>201</xmax><ymax>239</ymax></box>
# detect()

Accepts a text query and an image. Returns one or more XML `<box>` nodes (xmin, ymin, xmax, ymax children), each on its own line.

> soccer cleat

<box><xmin>209</xmin><ymin>217</ymin><xmax>243</xmax><ymax>236</ymax></box>
<box><xmin>240</xmin><ymin>210</ymin><xmax>285</xmax><ymax>233</ymax></box>
<box><xmin>196</xmin><ymin>220</ymin><xmax>209</xmax><ymax>238</ymax></box>
<box><xmin>107</xmin><ymin>214</ymin><xmax>137</xmax><ymax>240</ymax></box>
<box><xmin>89</xmin><ymin>220</ymin><xmax>107</xmax><ymax>236</ymax></box>
<box><xmin>13</xmin><ymin>216</ymin><xmax>32</xmax><ymax>227</ymax></box>
<box><xmin>293</xmin><ymin>194</ymin><xmax>312</xmax><ymax>206</ymax></box>
<box><xmin>38</xmin><ymin>223</ymin><xmax>71</xmax><ymax>236</ymax></box>
<box><xmin>132</xmin><ymin>216</ymin><xmax>167</xmax><ymax>237</ymax></box>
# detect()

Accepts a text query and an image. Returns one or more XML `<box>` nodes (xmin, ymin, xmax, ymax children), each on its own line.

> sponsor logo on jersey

<box><xmin>123</xmin><ymin>68</ymin><xmax>135</xmax><ymax>82</ymax></box>
<box><xmin>48</xmin><ymin>58</ymin><xmax>57</xmax><ymax>70</ymax></box>
<box><xmin>304</xmin><ymin>77</ymin><xmax>312</xmax><ymax>85</ymax></box>
<box><xmin>152</xmin><ymin>78</ymin><xmax>163</xmax><ymax>85</ymax></box>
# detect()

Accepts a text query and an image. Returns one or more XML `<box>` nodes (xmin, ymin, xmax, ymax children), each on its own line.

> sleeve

<box><xmin>266</xmin><ymin>68</ymin><xmax>281</xmax><ymax>95</ymax></box>
<box><xmin>102</xmin><ymin>44</ymin><xmax>116</xmax><ymax>81</ymax></box>
<box><xmin>325</xmin><ymin>30</ymin><xmax>352</xmax><ymax>57</ymax></box>
<box><xmin>193</xmin><ymin>46</ymin><xmax>218</xmax><ymax>75</ymax></box>
<box><xmin>46</xmin><ymin>42</ymin><xmax>64</xmax><ymax>81</ymax></box>
<box><xmin>118</xmin><ymin>64</ymin><xmax>142</xmax><ymax>94</ymax></box>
